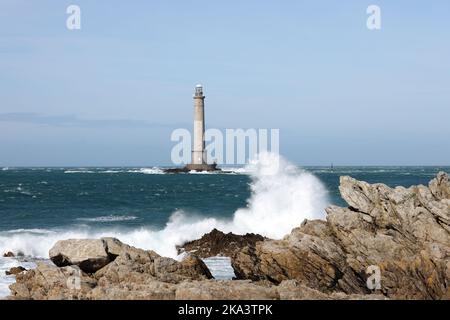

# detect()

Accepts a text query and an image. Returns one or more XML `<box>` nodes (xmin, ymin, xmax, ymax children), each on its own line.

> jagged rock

<box><xmin>8</xmin><ymin>239</ymin><xmax>391</xmax><ymax>300</ymax></box>
<box><xmin>5</xmin><ymin>266</ymin><xmax>26</xmax><ymax>276</ymax></box>
<box><xmin>175</xmin><ymin>280</ymin><xmax>279</xmax><ymax>300</ymax></box>
<box><xmin>10</xmin><ymin>238</ymin><xmax>213</xmax><ymax>300</ymax></box>
<box><xmin>429</xmin><ymin>171</ymin><xmax>450</xmax><ymax>200</ymax></box>
<box><xmin>232</xmin><ymin>220</ymin><xmax>359</xmax><ymax>292</ymax></box>
<box><xmin>9</xmin><ymin>263</ymin><xmax>96</xmax><ymax>300</ymax></box>
<box><xmin>49</xmin><ymin>239</ymin><xmax>112</xmax><ymax>273</ymax></box>
<box><xmin>8</xmin><ymin>173</ymin><xmax>449</xmax><ymax>300</ymax></box>
<box><xmin>88</xmin><ymin>280</ymin><xmax>177</xmax><ymax>300</ymax></box>
<box><xmin>94</xmin><ymin>248</ymin><xmax>212</xmax><ymax>285</ymax></box>
<box><xmin>3</xmin><ymin>251</ymin><xmax>15</xmax><ymax>258</ymax></box>
<box><xmin>177</xmin><ymin>228</ymin><xmax>266</xmax><ymax>258</ymax></box>
<box><xmin>276</xmin><ymin>280</ymin><xmax>386</xmax><ymax>300</ymax></box>
<box><xmin>232</xmin><ymin>172</ymin><xmax>450</xmax><ymax>299</ymax></box>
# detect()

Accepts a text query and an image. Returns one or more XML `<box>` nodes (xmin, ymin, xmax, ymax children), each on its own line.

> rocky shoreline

<box><xmin>6</xmin><ymin>172</ymin><xmax>450</xmax><ymax>300</ymax></box>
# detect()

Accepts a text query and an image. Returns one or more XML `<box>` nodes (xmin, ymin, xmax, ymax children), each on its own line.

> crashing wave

<box><xmin>0</xmin><ymin>152</ymin><xmax>329</xmax><ymax>259</ymax></box>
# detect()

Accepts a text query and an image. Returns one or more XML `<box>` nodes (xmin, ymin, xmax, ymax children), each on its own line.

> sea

<box><xmin>0</xmin><ymin>155</ymin><xmax>448</xmax><ymax>298</ymax></box>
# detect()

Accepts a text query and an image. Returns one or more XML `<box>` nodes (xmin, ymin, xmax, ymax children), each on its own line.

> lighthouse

<box><xmin>185</xmin><ymin>84</ymin><xmax>218</xmax><ymax>172</ymax></box>
<box><xmin>192</xmin><ymin>84</ymin><xmax>206</xmax><ymax>165</ymax></box>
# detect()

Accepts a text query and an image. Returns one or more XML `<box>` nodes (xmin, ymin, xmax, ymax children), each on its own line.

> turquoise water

<box><xmin>0</xmin><ymin>166</ymin><xmax>447</xmax><ymax>232</ymax></box>
<box><xmin>0</xmin><ymin>165</ymin><xmax>448</xmax><ymax>297</ymax></box>
<box><xmin>0</xmin><ymin>167</ymin><xmax>249</xmax><ymax>231</ymax></box>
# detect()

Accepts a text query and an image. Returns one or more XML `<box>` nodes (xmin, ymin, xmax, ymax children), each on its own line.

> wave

<box><xmin>127</xmin><ymin>168</ymin><xmax>165</xmax><ymax>175</ymax></box>
<box><xmin>76</xmin><ymin>215</ymin><xmax>138</xmax><ymax>223</ymax></box>
<box><xmin>59</xmin><ymin>167</ymin><xmax>249</xmax><ymax>175</ymax></box>
<box><xmin>64</xmin><ymin>170</ymin><xmax>95</xmax><ymax>174</ymax></box>
<box><xmin>186</xmin><ymin>167</ymin><xmax>250</xmax><ymax>175</ymax></box>
<box><xmin>4</xmin><ymin>228</ymin><xmax>56</xmax><ymax>235</ymax></box>
<box><xmin>3</xmin><ymin>186</ymin><xmax>36</xmax><ymax>197</ymax></box>
<box><xmin>222</xmin><ymin>167</ymin><xmax>249</xmax><ymax>174</ymax></box>
<box><xmin>0</xmin><ymin>152</ymin><xmax>329</xmax><ymax>259</ymax></box>
<box><xmin>188</xmin><ymin>170</ymin><xmax>217</xmax><ymax>175</ymax></box>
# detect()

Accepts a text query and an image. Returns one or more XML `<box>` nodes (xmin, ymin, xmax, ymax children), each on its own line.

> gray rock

<box><xmin>5</xmin><ymin>266</ymin><xmax>26</xmax><ymax>276</ymax></box>
<box><xmin>11</xmin><ymin>240</ymin><xmax>213</xmax><ymax>300</ymax></box>
<box><xmin>3</xmin><ymin>251</ymin><xmax>14</xmax><ymax>258</ymax></box>
<box><xmin>175</xmin><ymin>280</ymin><xmax>278</xmax><ymax>300</ymax></box>
<box><xmin>49</xmin><ymin>239</ymin><xmax>111</xmax><ymax>273</ymax></box>
<box><xmin>232</xmin><ymin>172</ymin><xmax>450</xmax><ymax>299</ymax></box>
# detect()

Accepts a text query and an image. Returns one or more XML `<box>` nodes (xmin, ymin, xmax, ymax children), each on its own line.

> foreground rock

<box><xmin>10</xmin><ymin>260</ymin><xmax>385</xmax><ymax>300</ymax></box>
<box><xmin>5</xmin><ymin>266</ymin><xmax>26</xmax><ymax>276</ymax></box>
<box><xmin>12</xmin><ymin>236</ymin><xmax>375</xmax><ymax>300</ymax></box>
<box><xmin>232</xmin><ymin>172</ymin><xmax>450</xmax><ymax>299</ymax></box>
<box><xmin>10</xmin><ymin>237</ymin><xmax>213</xmax><ymax>300</ymax></box>
<box><xmin>49</xmin><ymin>239</ymin><xmax>112</xmax><ymax>273</ymax></box>
<box><xmin>177</xmin><ymin>228</ymin><xmax>266</xmax><ymax>259</ymax></box>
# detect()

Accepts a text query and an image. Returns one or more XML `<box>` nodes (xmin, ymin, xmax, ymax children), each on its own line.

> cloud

<box><xmin>0</xmin><ymin>112</ymin><xmax>187</xmax><ymax>129</ymax></box>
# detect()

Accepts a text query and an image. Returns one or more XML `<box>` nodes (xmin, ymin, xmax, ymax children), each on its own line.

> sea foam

<box><xmin>0</xmin><ymin>153</ymin><xmax>329</xmax><ymax>259</ymax></box>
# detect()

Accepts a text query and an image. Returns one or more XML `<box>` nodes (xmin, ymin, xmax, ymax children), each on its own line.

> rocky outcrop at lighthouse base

<box><xmin>8</xmin><ymin>172</ymin><xmax>450</xmax><ymax>300</ymax></box>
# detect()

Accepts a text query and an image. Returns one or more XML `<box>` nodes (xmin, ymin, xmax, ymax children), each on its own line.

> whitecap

<box><xmin>220</xmin><ymin>167</ymin><xmax>249</xmax><ymax>174</ymax></box>
<box><xmin>4</xmin><ymin>228</ymin><xmax>56</xmax><ymax>235</ymax></box>
<box><xmin>188</xmin><ymin>170</ymin><xmax>216</xmax><ymax>175</ymax></box>
<box><xmin>64</xmin><ymin>170</ymin><xmax>95</xmax><ymax>174</ymax></box>
<box><xmin>76</xmin><ymin>215</ymin><xmax>138</xmax><ymax>223</ymax></box>
<box><xmin>127</xmin><ymin>168</ymin><xmax>165</xmax><ymax>175</ymax></box>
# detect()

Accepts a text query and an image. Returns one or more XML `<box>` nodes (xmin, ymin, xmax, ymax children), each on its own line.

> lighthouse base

<box><xmin>184</xmin><ymin>163</ymin><xmax>219</xmax><ymax>172</ymax></box>
<box><xmin>163</xmin><ymin>163</ymin><xmax>220</xmax><ymax>174</ymax></box>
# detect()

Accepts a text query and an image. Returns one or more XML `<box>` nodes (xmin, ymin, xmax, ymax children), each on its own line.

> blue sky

<box><xmin>0</xmin><ymin>0</ymin><xmax>449</xmax><ymax>166</ymax></box>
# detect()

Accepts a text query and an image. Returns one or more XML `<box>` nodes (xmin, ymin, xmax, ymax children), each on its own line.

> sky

<box><xmin>0</xmin><ymin>0</ymin><xmax>449</xmax><ymax>166</ymax></box>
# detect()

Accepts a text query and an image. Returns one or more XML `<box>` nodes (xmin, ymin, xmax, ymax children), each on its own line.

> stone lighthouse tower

<box><xmin>192</xmin><ymin>84</ymin><xmax>206</xmax><ymax>165</ymax></box>
<box><xmin>185</xmin><ymin>84</ymin><xmax>218</xmax><ymax>172</ymax></box>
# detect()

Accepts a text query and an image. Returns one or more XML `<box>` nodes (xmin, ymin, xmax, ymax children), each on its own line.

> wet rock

<box><xmin>5</xmin><ymin>266</ymin><xmax>26</xmax><ymax>276</ymax></box>
<box><xmin>3</xmin><ymin>251</ymin><xmax>15</xmax><ymax>258</ymax></box>
<box><xmin>177</xmin><ymin>228</ymin><xmax>266</xmax><ymax>258</ymax></box>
